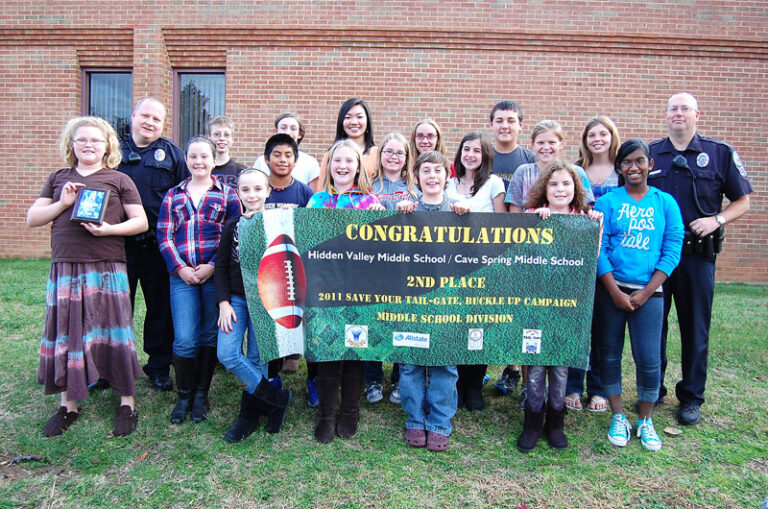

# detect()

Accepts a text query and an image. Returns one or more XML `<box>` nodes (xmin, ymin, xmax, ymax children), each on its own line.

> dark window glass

<box><xmin>178</xmin><ymin>73</ymin><xmax>225</xmax><ymax>150</ymax></box>
<box><xmin>87</xmin><ymin>72</ymin><xmax>132</xmax><ymax>138</ymax></box>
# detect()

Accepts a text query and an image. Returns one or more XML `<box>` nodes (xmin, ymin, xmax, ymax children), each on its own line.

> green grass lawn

<box><xmin>0</xmin><ymin>259</ymin><xmax>766</xmax><ymax>509</ymax></box>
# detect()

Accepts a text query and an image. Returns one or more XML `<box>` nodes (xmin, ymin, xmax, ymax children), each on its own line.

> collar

<box><xmin>658</xmin><ymin>133</ymin><xmax>703</xmax><ymax>154</ymax></box>
<box><xmin>179</xmin><ymin>175</ymin><xmax>223</xmax><ymax>191</ymax></box>
<box><xmin>330</xmin><ymin>185</ymin><xmax>364</xmax><ymax>195</ymax></box>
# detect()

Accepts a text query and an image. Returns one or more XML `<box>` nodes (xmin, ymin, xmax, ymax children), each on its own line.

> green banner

<box><xmin>240</xmin><ymin>208</ymin><xmax>599</xmax><ymax>369</ymax></box>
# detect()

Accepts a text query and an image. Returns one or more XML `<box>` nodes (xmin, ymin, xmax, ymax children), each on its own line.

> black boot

<box><xmin>463</xmin><ymin>364</ymin><xmax>487</xmax><ymax>411</ymax></box>
<box><xmin>224</xmin><ymin>390</ymin><xmax>260</xmax><ymax>442</ymax></box>
<box><xmin>253</xmin><ymin>378</ymin><xmax>292</xmax><ymax>434</ymax></box>
<box><xmin>545</xmin><ymin>405</ymin><xmax>568</xmax><ymax>450</ymax></box>
<box><xmin>517</xmin><ymin>402</ymin><xmax>544</xmax><ymax>453</ymax></box>
<box><xmin>314</xmin><ymin>376</ymin><xmax>339</xmax><ymax>443</ymax></box>
<box><xmin>191</xmin><ymin>347</ymin><xmax>217</xmax><ymax>423</ymax></box>
<box><xmin>171</xmin><ymin>355</ymin><xmax>195</xmax><ymax>424</ymax></box>
<box><xmin>336</xmin><ymin>373</ymin><xmax>364</xmax><ymax>439</ymax></box>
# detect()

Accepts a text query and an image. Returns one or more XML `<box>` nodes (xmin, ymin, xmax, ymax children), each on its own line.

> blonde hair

<box><xmin>60</xmin><ymin>116</ymin><xmax>121</xmax><ymax>169</ymax></box>
<box><xmin>322</xmin><ymin>139</ymin><xmax>374</xmax><ymax>194</ymax></box>
<box><xmin>373</xmin><ymin>132</ymin><xmax>414</xmax><ymax>195</ymax></box>
<box><xmin>409</xmin><ymin>118</ymin><xmax>447</xmax><ymax>157</ymax></box>
<box><xmin>530</xmin><ymin>119</ymin><xmax>565</xmax><ymax>143</ymax></box>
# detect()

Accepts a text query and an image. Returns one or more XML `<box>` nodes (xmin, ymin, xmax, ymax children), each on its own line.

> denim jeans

<box><xmin>527</xmin><ymin>366</ymin><xmax>567</xmax><ymax>413</ymax></box>
<box><xmin>217</xmin><ymin>294</ymin><xmax>267</xmax><ymax>393</ymax></box>
<box><xmin>169</xmin><ymin>275</ymin><xmax>218</xmax><ymax>358</ymax></box>
<box><xmin>400</xmin><ymin>364</ymin><xmax>458</xmax><ymax>436</ymax></box>
<box><xmin>596</xmin><ymin>283</ymin><xmax>663</xmax><ymax>403</ymax></box>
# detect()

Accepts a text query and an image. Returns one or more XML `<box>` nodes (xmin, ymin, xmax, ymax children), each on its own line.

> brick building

<box><xmin>1</xmin><ymin>1</ymin><xmax>765</xmax><ymax>282</ymax></box>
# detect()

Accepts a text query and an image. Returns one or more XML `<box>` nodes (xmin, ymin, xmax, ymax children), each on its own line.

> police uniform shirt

<box><xmin>117</xmin><ymin>136</ymin><xmax>189</xmax><ymax>231</ymax></box>
<box><xmin>648</xmin><ymin>134</ymin><xmax>753</xmax><ymax>226</ymax></box>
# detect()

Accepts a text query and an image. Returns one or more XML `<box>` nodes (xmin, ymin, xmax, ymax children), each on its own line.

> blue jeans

<box><xmin>217</xmin><ymin>294</ymin><xmax>267</xmax><ymax>393</ymax></box>
<box><xmin>596</xmin><ymin>283</ymin><xmax>663</xmax><ymax>403</ymax></box>
<box><xmin>399</xmin><ymin>364</ymin><xmax>458</xmax><ymax>436</ymax></box>
<box><xmin>169</xmin><ymin>275</ymin><xmax>218</xmax><ymax>358</ymax></box>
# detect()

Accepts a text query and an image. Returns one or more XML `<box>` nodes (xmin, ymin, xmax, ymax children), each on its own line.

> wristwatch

<box><xmin>716</xmin><ymin>214</ymin><xmax>727</xmax><ymax>226</ymax></box>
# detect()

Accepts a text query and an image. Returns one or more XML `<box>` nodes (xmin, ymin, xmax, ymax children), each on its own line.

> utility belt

<box><xmin>126</xmin><ymin>230</ymin><xmax>158</xmax><ymax>251</ymax></box>
<box><xmin>682</xmin><ymin>226</ymin><xmax>723</xmax><ymax>258</ymax></box>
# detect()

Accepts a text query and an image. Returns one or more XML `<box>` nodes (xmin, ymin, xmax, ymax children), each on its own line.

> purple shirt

<box><xmin>157</xmin><ymin>176</ymin><xmax>241</xmax><ymax>275</ymax></box>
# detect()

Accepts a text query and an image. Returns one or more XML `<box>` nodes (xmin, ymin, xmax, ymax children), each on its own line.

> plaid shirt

<box><xmin>157</xmin><ymin>176</ymin><xmax>241</xmax><ymax>275</ymax></box>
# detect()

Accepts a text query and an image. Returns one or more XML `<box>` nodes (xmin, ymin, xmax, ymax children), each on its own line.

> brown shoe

<box><xmin>43</xmin><ymin>406</ymin><xmax>80</xmax><ymax>437</ymax></box>
<box><xmin>281</xmin><ymin>355</ymin><xmax>301</xmax><ymax>374</ymax></box>
<box><xmin>113</xmin><ymin>405</ymin><xmax>138</xmax><ymax>436</ymax></box>
<box><xmin>404</xmin><ymin>428</ymin><xmax>426</xmax><ymax>448</ymax></box>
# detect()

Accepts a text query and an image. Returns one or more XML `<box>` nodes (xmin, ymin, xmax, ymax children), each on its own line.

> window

<box><xmin>82</xmin><ymin>70</ymin><xmax>132</xmax><ymax>138</ymax></box>
<box><xmin>174</xmin><ymin>70</ymin><xmax>225</xmax><ymax>150</ymax></box>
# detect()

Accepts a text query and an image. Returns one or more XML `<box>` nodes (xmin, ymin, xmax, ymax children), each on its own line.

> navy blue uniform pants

<box><xmin>660</xmin><ymin>253</ymin><xmax>716</xmax><ymax>405</ymax></box>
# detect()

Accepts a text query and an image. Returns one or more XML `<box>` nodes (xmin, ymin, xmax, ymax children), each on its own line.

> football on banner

<box><xmin>257</xmin><ymin>234</ymin><xmax>307</xmax><ymax>329</ymax></box>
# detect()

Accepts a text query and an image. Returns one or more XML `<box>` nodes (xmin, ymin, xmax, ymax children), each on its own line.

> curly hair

<box><xmin>60</xmin><ymin>116</ymin><xmax>121</xmax><ymax>169</ymax></box>
<box><xmin>524</xmin><ymin>160</ymin><xmax>588</xmax><ymax>213</ymax></box>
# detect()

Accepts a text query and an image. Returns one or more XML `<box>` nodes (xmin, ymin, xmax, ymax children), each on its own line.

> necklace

<box><xmin>271</xmin><ymin>177</ymin><xmax>294</xmax><ymax>192</ymax></box>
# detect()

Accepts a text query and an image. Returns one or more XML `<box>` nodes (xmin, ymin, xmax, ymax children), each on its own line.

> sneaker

<box><xmin>607</xmin><ymin>413</ymin><xmax>632</xmax><ymax>447</ymax></box>
<box><xmin>389</xmin><ymin>383</ymin><xmax>401</xmax><ymax>404</ymax></box>
<box><xmin>365</xmin><ymin>382</ymin><xmax>383</xmax><ymax>403</ymax></box>
<box><xmin>677</xmin><ymin>402</ymin><xmax>701</xmax><ymax>426</ymax></box>
<box><xmin>306</xmin><ymin>378</ymin><xmax>319</xmax><ymax>408</ymax></box>
<box><xmin>636</xmin><ymin>417</ymin><xmax>662</xmax><ymax>452</ymax></box>
<box><xmin>269</xmin><ymin>375</ymin><xmax>282</xmax><ymax>390</ymax></box>
<box><xmin>482</xmin><ymin>374</ymin><xmax>492</xmax><ymax>386</ymax></box>
<box><xmin>494</xmin><ymin>368</ymin><xmax>520</xmax><ymax>395</ymax></box>
<box><xmin>519</xmin><ymin>382</ymin><xmax>528</xmax><ymax>409</ymax></box>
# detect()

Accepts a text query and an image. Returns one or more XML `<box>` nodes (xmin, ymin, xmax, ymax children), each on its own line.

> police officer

<box><xmin>117</xmin><ymin>97</ymin><xmax>189</xmax><ymax>391</ymax></box>
<box><xmin>649</xmin><ymin>92</ymin><xmax>752</xmax><ymax>425</ymax></box>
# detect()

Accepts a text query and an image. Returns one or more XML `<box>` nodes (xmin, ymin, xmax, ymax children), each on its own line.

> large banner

<box><xmin>240</xmin><ymin>208</ymin><xmax>599</xmax><ymax>369</ymax></box>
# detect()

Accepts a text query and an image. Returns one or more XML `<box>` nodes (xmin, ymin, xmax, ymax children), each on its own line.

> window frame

<box><xmin>172</xmin><ymin>68</ymin><xmax>226</xmax><ymax>148</ymax></box>
<box><xmin>81</xmin><ymin>68</ymin><xmax>133</xmax><ymax>138</ymax></box>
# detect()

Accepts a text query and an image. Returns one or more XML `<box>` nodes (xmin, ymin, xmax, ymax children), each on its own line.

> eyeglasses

<box><xmin>620</xmin><ymin>157</ymin><xmax>649</xmax><ymax>170</ymax></box>
<box><xmin>667</xmin><ymin>106</ymin><xmax>696</xmax><ymax>114</ymax></box>
<box><xmin>74</xmin><ymin>138</ymin><xmax>106</xmax><ymax>146</ymax></box>
<box><xmin>415</xmin><ymin>133</ymin><xmax>437</xmax><ymax>141</ymax></box>
<box><xmin>382</xmin><ymin>149</ymin><xmax>406</xmax><ymax>158</ymax></box>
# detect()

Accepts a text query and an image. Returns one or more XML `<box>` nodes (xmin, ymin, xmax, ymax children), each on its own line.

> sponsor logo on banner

<box><xmin>345</xmin><ymin>325</ymin><xmax>368</xmax><ymax>348</ymax></box>
<box><xmin>393</xmin><ymin>332</ymin><xmax>430</xmax><ymax>349</ymax></box>
<box><xmin>523</xmin><ymin>329</ymin><xmax>542</xmax><ymax>354</ymax></box>
<box><xmin>468</xmin><ymin>328</ymin><xmax>484</xmax><ymax>350</ymax></box>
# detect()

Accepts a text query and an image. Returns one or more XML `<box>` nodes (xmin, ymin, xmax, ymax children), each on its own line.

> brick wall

<box><xmin>1</xmin><ymin>1</ymin><xmax>766</xmax><ymax>282</ymax></box>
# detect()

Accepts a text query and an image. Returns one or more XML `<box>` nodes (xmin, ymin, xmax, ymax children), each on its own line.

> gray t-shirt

<box><xmin>493</xmin><ymin>146</ymin><xmax>536</xmax><ymax>187</ymax></box>
<box><xmin>416</xmin><ymin>194</ymin><xmax>457</xmax><ymax>212</ymax></box>
<box><xmin>505</xmin><ymin>163</ymin><xmax>595</xmax><ymax>208</ymax></box>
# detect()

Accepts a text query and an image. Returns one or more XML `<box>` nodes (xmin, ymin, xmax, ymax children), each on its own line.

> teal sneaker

<box><xmin>607</xmin><ymin>413</ymin><xmax>632</xmax><ymax>447</ymax></box>
<box><xmin>636</xmin><ymin>417</ymin><xmax>662</xmax><ymax>452</ymax></box>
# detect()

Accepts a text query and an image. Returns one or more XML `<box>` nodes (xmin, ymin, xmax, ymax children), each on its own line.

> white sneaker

<box><xmin>389</xmin><ymin>384</ymin><xmax>401</xmax><ymax>404</ymax></box>
<box><xmin>636</xmin><ymin>417</ymin><xmax>662</xmax><ymax>452</ymax></box>
<box><xmin>608</xmin><ymin>413</ymin><xmax>632</xmax><ymax>447</ymax></box>
<box><xmin>365</xmin><ymin>382</ymin><xmax>383</xmax><ymax>403</ymax></box>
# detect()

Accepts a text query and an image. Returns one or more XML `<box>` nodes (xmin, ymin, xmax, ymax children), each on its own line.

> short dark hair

<box><xmin>489</xmin><ymin>100</ymin><xmax>523</xmax><ymax>123</ymax></box>
<box><xmin>264</xmin><ymin>133</ymin><xmax>299</xmax><ymax>160</ymax></box>
<box><xmin>615</xmin><ymin>138</ymin><xmax>651</xmax><ymax>172</ymax></box>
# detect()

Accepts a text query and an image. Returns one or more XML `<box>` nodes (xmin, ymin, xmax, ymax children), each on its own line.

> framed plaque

<box><xmin>70</xmin><ymin>188</ymin><xmax>110</xmax><ymax>224</ymax></box>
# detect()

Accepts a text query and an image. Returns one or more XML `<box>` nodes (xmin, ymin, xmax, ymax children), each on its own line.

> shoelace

<box><xmin>638</xmin><ymin>420</ymin><xmax>659</xmax><ymax>443</ymax></box>
<box><xmin>610</xmin><ymin>415</ymin><xmax>629</xmax><ymax>437</ymax></box>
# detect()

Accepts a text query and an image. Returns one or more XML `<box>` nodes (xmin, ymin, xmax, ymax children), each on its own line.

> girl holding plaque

<box><xmin>307</xmin><ymin>139</ymin><xmax>384</xmax><ymax>443</ymax></box>
<box><xmin>157</xmin><ymin>136</ymin><xmax>241</xmax><ymax>425</ymax></box>
<box><xmin>26</xmin><ymin>117</ymin><xmax>149</xmax><ymax>437</ymax></box>
<box><xmin>517</xmin><ymin>160</ymin><xmax>602</xmax><ymax>452</ymax></box>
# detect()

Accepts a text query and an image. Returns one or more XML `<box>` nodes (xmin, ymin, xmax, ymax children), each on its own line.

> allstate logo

<box><xmin>345</xmin><ymin>325</ymin><xmax>368</xmax><ymax>348</ymax></box>
<box><xmin>394</xmin><ymin>333</ymin><xmax>405</xmax><ymax>342</ymax></box>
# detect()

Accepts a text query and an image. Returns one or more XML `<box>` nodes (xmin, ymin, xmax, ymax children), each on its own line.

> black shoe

<box><xmin>464</xmin><ymin>388</ymin><xmax>486</xmax><ymax>412</ymax></box>
<box><xmin>677</xmin><ymin>402</ymin><xmax>701</xmax><ymax>426</ymax></box>
<box><xmin>87</xmin><ymin>379</ymin><xmax>110</xmax><ymax>393</ymax></box>
<box><xmin>149</xmin><ymin>373</ymin><xmax>173</xmax><ymax>392</ymax></box>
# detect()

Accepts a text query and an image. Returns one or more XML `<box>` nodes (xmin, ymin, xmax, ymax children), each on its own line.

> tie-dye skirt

<box><xmin>38</xmin><ymin>261</ymin><xmax>142</xmax><ymax>401</ymax></box>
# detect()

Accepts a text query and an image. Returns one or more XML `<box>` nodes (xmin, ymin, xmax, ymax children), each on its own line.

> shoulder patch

<box><xmin>733</xmin><ymin>151</ymin><xmax>747</xmax><ymax>178</ymax></box>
